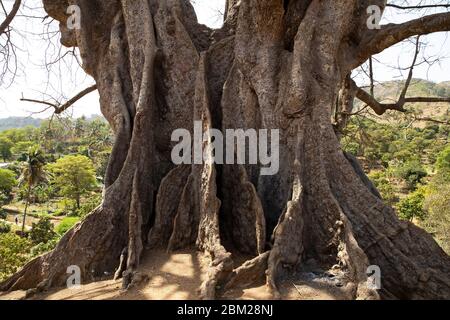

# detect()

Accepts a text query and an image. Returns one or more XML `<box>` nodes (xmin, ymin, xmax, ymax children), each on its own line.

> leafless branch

<box><xmin>0</xmin><ymin>0</ymin><xmax>21</xmax><ymax>35</ymax></box>
<box><xmin>353</xmin><ymin>36</ymin><xmax>450</xmax><ymax>115</ymax></box>
<box><xmin>20</xmin><ymin>84</ymin><xmax>98</xmax><ymax>114</ymax></box>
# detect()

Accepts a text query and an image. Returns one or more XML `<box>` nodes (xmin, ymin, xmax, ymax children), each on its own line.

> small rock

<box><xmin>126</xmin><ymin>272</ymin><xmax>149</xmax><ymax>289</ymax></box>
<box><xmin>419</xmin><ymin>271</ymin><xmax>430</xmax><ymax>282</ymax></box>
<box><xmin>25</xmin><ymin>288</ymin><xmax>37</xmax><ymax>299</ymax></box>
<box><xmin>331</xmin><ymin>264</ymin><xmax>340</xmax><ymax>270</ymax></box>
<box><xmin>36</xmin><ymin>279</ymin><xmax>49</xmax><ymax>292</ymax></box>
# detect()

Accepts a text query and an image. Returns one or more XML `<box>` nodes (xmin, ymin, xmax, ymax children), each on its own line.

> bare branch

<box><xmin>403</xmin><ymin>96</ymin><xmax>450</xmax><ymax>103</ymax></box>
<box><xmin>412</xmin><ymin>116</ymin><xmax>450</xmax><ymax>125</ymax></box>
<box><xmin>386</xmin><ymin>4</ymin><xmax>450</xmax><ymax>10</ymax></box>
<box><xmin>20</xmin><ymin>84</ymin><xmax>97</xmax><ymax>114</ymax></box>
<box><xmin>354</xmin><ymin>35</ymin><xmax>450</xmax><ymax>115</ymax></box>
<box><xmin>0</xmin><ymin>0</ymin><xmax>21</xmax><ymax>35</ymax></box>
<box><xmin>369</xmin><ymin>57</ymin><xmax>374</xmax><ymax>97</ymax></box>
<box><xmin>397</xmin><ymin>36</ymin><xmax>421</xmax><ymax>106</ymax></box>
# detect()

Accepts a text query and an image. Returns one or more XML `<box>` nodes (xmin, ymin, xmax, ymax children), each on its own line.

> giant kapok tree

<box><xmin>1</xmin><ymin>0</ymin><xmax>450</xmax><ymax>300</ymax></box>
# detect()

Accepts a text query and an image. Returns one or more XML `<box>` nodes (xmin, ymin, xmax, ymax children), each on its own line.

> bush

<box><xmin>396</xmin><ymin>190</ymin><xmax>427</xmax><ymax>221</ymax></box>
<box><xmin>30</xmin><ymin>237</ymin><xmax>59</xmax><ymax>257</ymax></box>
<box><xmin>0</xmin><ymin>221</ymin><xmax>11</xmax><ymax>234</ymax></box>
<box><xmin>29</xmin><ymin>217</ymin><xmax>57</xmax><ymax>245</ymax></box>
<box><xmin>33</xmin><ymin>185</ymin><xmax>55</xmax><ymax>204</ymax></box>
<box><xmin>0</xmin><ymin>233</ymin><xmax>32</xmax><ymax>281</ymax></box>
<box><xmin>368</xmin><ymin>171</ymin><xmax>398</xmax><ymax>205</ymax></box>
<box><xmin>343</xmin><ymin>142</ymin><xmax>360</xmax><ymax>157</ymax></box>
<box><xmin>54</xmin><ymin>198</ymin><xmax>77</xmax><ymax>216</ymax></box>
<box><xmin>436</xmin><ymin>145</ymin><xmax>450</xmax><ymax>173</ymax></box>
<box><xmin>94</xmin><ymin>150</ymin><xmax>111</xmax><ymax>181</ymax></box>
<box><xmin>421</xmin><ymin>180</ymin><xmax>450</xmax><ymax>254</ymax></box>
<box><xmin>0</xmin><ymin>168</ymin><xmax>17</xmax><ymax>205</ymax></box>
<box><xmin>395</xmin><ymin>161</ymin><xmax>427</xmax><ymax>190</ymax></box>
<box><xmin>76</xmin><ymin>193</ymin><xmax>102</xmax><ymax>217</ymax></box>
<box><xmin>55</xmin><ymin>217</ymin><xmax>80</xmax><ymax>235</ymax></box>
<box><xmin>0</xmin><ymin>209</ymin><xmax>7</xmax><ymax>220</ymax></box>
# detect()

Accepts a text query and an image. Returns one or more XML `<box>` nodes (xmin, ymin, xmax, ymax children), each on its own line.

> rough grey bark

<box><xmin>1</xmin><ymin>0</ymin><xmax>450</xmax><ymax>300</ymax></box>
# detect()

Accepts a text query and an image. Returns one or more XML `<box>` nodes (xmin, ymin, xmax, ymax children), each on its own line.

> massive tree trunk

<box><xmin>2</xmin><ymin>0</ymin><xmax>449</xmax><ymax>300</ymax></box>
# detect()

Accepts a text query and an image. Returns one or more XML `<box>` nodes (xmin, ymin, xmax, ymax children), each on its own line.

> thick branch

<box><xmin>354</xmin><ymin>81</ymin><xmax>405</xmax><ymax>115</ymax></box>
<box><xmin>404</xmin><ymin>97</ymin><xmax>450</xmax><ymax>103</ymax></box>
<box><xmin>20</xmin><ymin>85</ymin><xmax>97</xmax><ymax>114</ymax></box>
<box><xmin>387</xmin><ymin>4</ymin><xmax>450</xmax><ymax>10</ymax></box>
<box><xmin>412</xmin><ymin>116</ymin><xmax>450</xmax><ymax>125</ymax></box>
<box><xmin>0</xmin><ymin>0</ymin><xmax>21</xmax><ymax>35</ymax></box>
<box><xmin>354</xmin><ymin>37</ymin><xmax>450</xmax><ymax>115</ymax></box>
<box><xmin>359</xmin><ymin>11</ymin><xmax>450</xmax><ymax>61</ymax></box>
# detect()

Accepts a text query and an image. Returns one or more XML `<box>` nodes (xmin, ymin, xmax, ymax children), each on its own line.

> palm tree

<box><xmin>19</xmin><ymin>146</ymin><xmax>46</xmax><ymax>233</ymax></box>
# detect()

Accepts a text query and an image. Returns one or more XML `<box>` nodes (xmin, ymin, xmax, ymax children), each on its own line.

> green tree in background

<box><xmin>0</xmin><ymin>233</ymin><xmax>31</xmax><ymax>282</ymax></box>
<box><xmin>0</xmin><ymin>168</ymin><xmax>17</xmax><ymax>205</ymax></box>
<box><xmin>0</xmin><ymin>137</ymin><xmax>13</xmax><ymax>161</ymax></box>
<box><xmin>47</xmin><ymin>155</ymin><xmax>97</xmax><ymax>209</ymax></box>
<box><xmin>19</xmin><ymin>146</ymin><xmax>47</xmax><ymax>233</ymax></box>
<box><xmin>29</xmin><ymin>217</ymin><xmax>57</xmax><ymax>245</ymax></box>
<box><xmin>395</xmin><ymin>160</ymin><xmax>428</xmax><ymax>191</ymax></box>
<box><xmin>11</xmin><ymin>141</ymin><xmax>34</xmax><ymax>161</ymax></box>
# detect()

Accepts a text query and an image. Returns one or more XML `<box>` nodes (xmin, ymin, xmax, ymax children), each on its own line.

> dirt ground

<box><xmin>0</xmin><ymin>249</ymin><xmax>351</xmax><ymax>300</ymax></box>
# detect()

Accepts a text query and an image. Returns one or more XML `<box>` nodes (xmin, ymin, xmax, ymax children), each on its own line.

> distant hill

<box><xmin>0</xmin><ymin>117</ymin><xmax>42</xmax><ymax>132</ymax></box>
<box><xmin>83</xmin><ymin>114</ymin><xmax>107</xmax><ymax>122</ymax></box>
<box><xmin>373</xmin><ymin>79</ymin><xmax>450</xmax><ymax>100</ymax></box>
<box><xmin>0</xmin><ymin>115</ymin><xmax>106</xmax><ymax>132</ymax></box>
<box><xmin>358</xmin><ymin>79</ymin><xmax>450</xmax><ymax>119</ymax></box>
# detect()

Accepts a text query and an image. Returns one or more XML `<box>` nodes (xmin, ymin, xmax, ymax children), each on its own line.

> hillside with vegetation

<box><xmin>343</xmin><ymin>79</ymin><xmax>450</xmax><ymax>254</ymax></box>
<box><xmin>0</xmin><ymin>117</ymin><xmax>42</xmax><ymax>132</ymax></box>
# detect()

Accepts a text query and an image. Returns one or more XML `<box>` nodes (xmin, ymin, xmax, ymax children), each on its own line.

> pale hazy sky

<box><xmin>0</xmin><ymin>0</ymin><xmax>448</xmax><ymax>119</ymax></box>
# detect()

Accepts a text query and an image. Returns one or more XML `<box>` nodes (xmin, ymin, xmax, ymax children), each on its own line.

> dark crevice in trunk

<box><xmin>283</xmin><ymin>0</ymin><xmax>313</xmax><ymax>52</ymax></box>
<box><xmin>283</xmin><ymin>0</ymin><xmax>290</xmax><ymax>12</ymax></box>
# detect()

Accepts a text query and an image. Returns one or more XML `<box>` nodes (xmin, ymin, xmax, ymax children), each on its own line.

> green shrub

<box><xmin>436</xmin><ymin>145</ymin><xmax>450</xmax><ymax>173</ymax></box>
<box><xmin>55</xmin><ymin>198</ymin><xmax>77</xmax><ymax>216</ymax></box>
<box><xmin>396</xmin><ymin>190</ymin><xmax>427</xmax><ymax>221</ymax></box>
<box><xmin>395</xmin><ymin>161</ymin><xmax>427</xmax><ymax>190</ymax></box>
<box><xmin>33</xmin><ymin>185</ymin><xmax>55</xmax><ymax>204</ymax></box>
<box><xmin>30</xmin><ymin>237</ymin><xmax>59</xmax><ymax>257</ymax></box>
<box><xmin>76</xmin><ymin>193</ymin><xmax>102</xmax><ymax>217</ymax></box>
<box><xmin>55</xmin><ymin>217</ymin><xmax>80</xmax><ymax>235</ymax></box>
<box><xmin>0</xmin><ymin>209</ymin><xmax>7</xmax><ymax>220</ymax></box>
<box><xmin>343</xmin><ymin>142</ymin><xmax>360</xmax><ymax>157</ymax></box>
<box><xmin>53</xmin><ymin>209</ymin><xmax>66</xmax><ymax>217</ymax></box>
<box><xmin>0</xmin><ymin>233</ymin><xmax>32</xmax><ymax>281</ymax></box>
<box><xmin>421</xmin><ymin>179</ymin><xmax>450</xmax><ymax>254</ymax></box>
<box><xmin>29</xmin><ymin>217</ymin><xmax>57</xmax><ymax>245</ymax></box>
<box><xmin>0</xmin><ymin>168</ymin><xmax>17</xmax><ymax>205</ymax></box>
<box><xmin>0</xmin><ymin>221</ymin><xmax>11</xmax><ymax>234</ymax></box>
<box><xmin>368</xmin><ymin>171</ymin><xmax>399</xmax><ymax>205</ymax></box>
